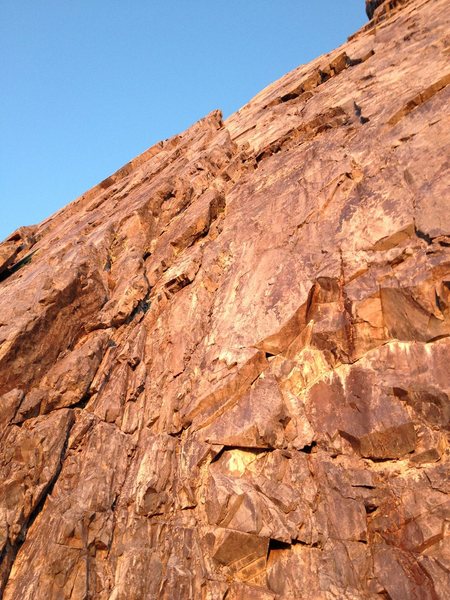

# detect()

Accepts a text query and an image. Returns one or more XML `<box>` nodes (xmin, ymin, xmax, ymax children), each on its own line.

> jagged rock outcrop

<box><xmin>366</xmin><ymin>0</ymin><xmax>386</xmax><ymax>19</ymax></box>
<box><xmin>366</xmin><ymin>1</ymin><xmax>410</xmax><ymax>21</ymax></box>
<box><xmin>1</xmin><ymin>0</ymin><xmax>449</xmax><ymax>598</ymax></box>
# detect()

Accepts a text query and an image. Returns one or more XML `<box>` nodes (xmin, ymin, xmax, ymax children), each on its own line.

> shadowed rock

<box><xmin>366</xmin><ymin>0</ymin><xmax>385</xmax><ymax>19</ymax></box>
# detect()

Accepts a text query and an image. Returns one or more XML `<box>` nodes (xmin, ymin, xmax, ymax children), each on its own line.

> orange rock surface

<box><xmin>1</xmin><ymin>1</ymin><xmax>449</xmax><ymax>598</ymax></box>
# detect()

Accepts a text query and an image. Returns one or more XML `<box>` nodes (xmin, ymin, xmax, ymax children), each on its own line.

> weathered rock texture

<box><xmin>1</xmin><ymin>0</ymin><xmax>449</xmax><ymax>598</ymax></box>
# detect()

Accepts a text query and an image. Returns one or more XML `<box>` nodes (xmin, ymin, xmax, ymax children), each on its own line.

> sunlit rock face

<box><xmin>0</xmin><ymin>0</ymin><xmax>449</xmax><ymax>598</ymax></box>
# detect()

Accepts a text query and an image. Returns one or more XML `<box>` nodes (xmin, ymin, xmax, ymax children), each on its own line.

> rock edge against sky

<box><xmin>0</xmin><ymin>1</ymin><xmax>449</xmax><ymax>598</ymax></box>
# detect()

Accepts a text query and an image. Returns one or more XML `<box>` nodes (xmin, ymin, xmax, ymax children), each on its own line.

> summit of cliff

<box><xmin>1</xmin><ymin>1</ymin><xmax>449</xmax><ymax>598</ymax></box>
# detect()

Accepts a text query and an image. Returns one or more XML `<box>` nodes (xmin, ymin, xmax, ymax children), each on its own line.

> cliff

<box><xmin>1</xmin><ymin>0</ymin><xmax>449</xmax><ymax>598</ymax></box>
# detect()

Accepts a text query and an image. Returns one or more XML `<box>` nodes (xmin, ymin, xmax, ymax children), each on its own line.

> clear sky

<box><xmin>0</xmin><ymin>1</ymin><xmax>367</xmax><ymax>241</ymax></box>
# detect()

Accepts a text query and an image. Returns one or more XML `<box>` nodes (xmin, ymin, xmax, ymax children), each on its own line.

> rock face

<box><xmin>366</xmin><ymin>1</ymin><xmax>410</xmax><ymax>21</ymax></box>
<box><xmin>366</xmin><ymin>0</ymin><xmax>386</xmax><ymax>19</ymax></box>
<box><xmin>1</xmin><ymin>0</ymin><xmax>449</xmax><ymax>598</ymax></box>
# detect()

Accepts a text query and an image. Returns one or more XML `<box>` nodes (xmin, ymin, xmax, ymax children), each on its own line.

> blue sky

<box><xmin>0</xmin><ymin>1</ymin><xmax>367</xmax><ymax>241</ymax></box>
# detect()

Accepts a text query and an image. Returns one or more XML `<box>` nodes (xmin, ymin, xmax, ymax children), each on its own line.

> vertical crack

<box><xmin>0</xmin><ymin>412</ymin><xmax>75</xmax><ymax>596</ymax></box>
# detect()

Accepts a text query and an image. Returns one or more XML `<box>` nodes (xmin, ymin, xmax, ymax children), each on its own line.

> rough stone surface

<box><xmin>1</xmin><ymin>0</ymin><xmax>449</xmax><ymax>598</ymax></box>
<box><xmin>366</xmin><ymin>1</ymin><xmax>413</xmax><ymax>21</ymax></box>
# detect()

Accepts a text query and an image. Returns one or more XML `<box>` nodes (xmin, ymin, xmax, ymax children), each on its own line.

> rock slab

<box><xmin>0</xmin><ymin>0</ymin><xmax>449</xmax><ymax>598</ymax></box>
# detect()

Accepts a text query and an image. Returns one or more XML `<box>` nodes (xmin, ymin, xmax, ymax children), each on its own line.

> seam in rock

<box><xmin>0</xmin><ymin>412</ymin><xmax>75</xmax><ymax>596</ymax></box>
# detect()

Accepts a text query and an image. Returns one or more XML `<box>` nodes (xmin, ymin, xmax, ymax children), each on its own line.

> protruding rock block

<box><xmin>209</xmin><ymin>529</ymin><xmax>269</xmax><ymax>584</ymax></box>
